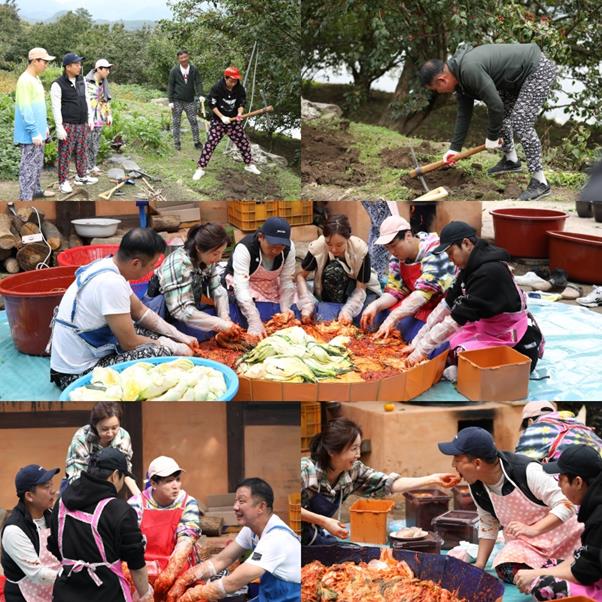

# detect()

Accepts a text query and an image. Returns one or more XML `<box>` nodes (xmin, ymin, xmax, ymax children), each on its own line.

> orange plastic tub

<box><xmin>490</xmin><ymin>208</ymin><xmax>567</xmax><ymax>258</ymax></box>
<box><xmin>548</xmin><ymin>231</ymin><xmax>602</xmax><ymax>284</ymax></box>
<box><xmin>556</xmin><ymin>597</ymin><xmax>597</xmax><ymax>602</ymax></box>
<box><xmin>457</xmin><ymin>346</ymin><xmax>531</xmax><ymax>401</ymax></box>
<box><xmin>0</xmin><ymin>266</ymin><xmax>76</xmax><ymax>355</ymax></box>
<box><xmin>349</xmin><ymin>498</ymin><xmax>395</xmax><ymax>544</ymax></box>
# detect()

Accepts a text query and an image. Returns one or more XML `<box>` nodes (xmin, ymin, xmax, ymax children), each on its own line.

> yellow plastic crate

<box><xmin>227</xmin><ymin>201</ymin><xmax>279</xmax><ymax>231</ymax></box>
<box><xmin>288</xmin><ymin>492</ymin><xmax>301</xmax><ymax>535</ymax></box>
<box><xmin>301</xmin><ymin>401</ymin><xmax>321</xmax><ymax>453</ymax></box>
<box><xmin>277</xmin><ymin>201</ymin><xmax>314</xmax><ymax>226</ymax></box>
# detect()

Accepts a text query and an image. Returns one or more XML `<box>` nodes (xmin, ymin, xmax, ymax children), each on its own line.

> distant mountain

<box><xmin>22</xmin><ymin>11</ymin><xmax>159</xmax><ymax>30</ymax></box>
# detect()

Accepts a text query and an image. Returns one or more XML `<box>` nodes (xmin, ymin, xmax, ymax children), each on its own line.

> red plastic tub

<box><xmin>490</xmin><ymin>208</ymin><xmax>568</xmax><ymax>258</ymax></box>
<box><xmin>548</xmin><ymin>231</ymin><xmax>602</xmax><ymax>284</ymax></box>
<box><xmin>57</xmin><ymin>244</ymin><xmax>165</xmax><ymax>297</ymax></box>
<box><xmin>0</xmin><ymin>266</ymin><xmax>76</xmax><ymax>355</ymax></box>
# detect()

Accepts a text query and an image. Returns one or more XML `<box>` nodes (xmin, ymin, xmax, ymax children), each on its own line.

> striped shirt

<box><xmin>128</xmin><ymin>488</ymin><xmax>202</xmax><ymax>541</ymax></box>
<box><xmin>65</xmin><ymin>425</ymin><xmax>133</xmax><ymax>483</ymax></box>
<box><xmin>385</xmin><ymin>232</ymin><xmax>456</xmax><ymax>301</ymax></box>
<box><xmin>301</xmin><ymin>456</ymin><xmax>399</xmax><ymax>508</ymax></box>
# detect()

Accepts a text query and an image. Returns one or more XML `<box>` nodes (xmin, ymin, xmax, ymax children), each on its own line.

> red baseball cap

<box><xmin>224</xmin><ymin>67</ymin><xmax>241</xmax><ymax>80</ymax></box>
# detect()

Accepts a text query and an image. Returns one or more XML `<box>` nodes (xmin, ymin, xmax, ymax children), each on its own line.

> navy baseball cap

<box><xmin>90</xmin><ymin>447</ymin><xmax>132</xmax><ymax>477</ymax></box>
<box><xmin>438</xmin><ymin>427</ymin><xmax>498</xmax><ymax>460</ymax></box>
<box><xmin>63</xmin><ymin>52</ymin><xmax>85</xmax><ymax>66</ymax></box>
<box><xmin>260</xmin><ymin>217</ymin><xmax>291</xmax><ymax>247</ymax></box>
<box><xmin>433</xmin><ymin>221</ymin><xmax>477</xmax><ymax>254</ymax></box>
<box><xmin>15</xmin><ymin>464</ymin><xmax>60</xmax><ymax>494</ymax></box>
<box><xmin>543</xmin><ymin>445</ymin><xmax>602</xmax><ymax>480</ymax></box>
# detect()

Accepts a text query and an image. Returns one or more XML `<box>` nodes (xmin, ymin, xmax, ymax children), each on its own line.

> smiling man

<box><xmin>173</xmin><ymin>478</ymin><xmax>301</xmax><ymax>601</ymax></box>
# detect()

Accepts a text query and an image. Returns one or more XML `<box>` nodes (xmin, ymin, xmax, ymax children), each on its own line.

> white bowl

<box><xmin>71</xmin><ymin>218</ymin><xmax>121</xmax><ymax>238</ymax></box>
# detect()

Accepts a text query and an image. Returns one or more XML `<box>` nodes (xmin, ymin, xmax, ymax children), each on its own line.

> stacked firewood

<box><xmin>0</xmin><ymin>207</ymin><xmax>64</xmax><ymax>273</ymax></box>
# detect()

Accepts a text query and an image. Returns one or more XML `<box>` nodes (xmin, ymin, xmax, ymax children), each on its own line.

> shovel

<box><xmin>121</xmin><ymin>159</ymin><xmax>161</xmax><ymax>182</ymax></box>
<box><xmin>99</xmin><ymin>167</ymin><xmax>127</xmax><ymax>200</ymax></box>
<box><xmin>410</xmin><ymin>144</ymin><xmax>486</xmax><ymax>178</ymax></box>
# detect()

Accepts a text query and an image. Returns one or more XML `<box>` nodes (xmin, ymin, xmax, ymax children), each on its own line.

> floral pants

<box><xmin>197</xmin><ymin>120</ymin><xmax>252</xmax><ymax>168</ymax></box>
<box><xmin>58</xmin><ymin>123</ymin><xmax>88</xmax><ymax>183</ymax></box>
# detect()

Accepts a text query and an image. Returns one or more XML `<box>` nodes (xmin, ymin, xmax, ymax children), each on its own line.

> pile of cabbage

<box><xmin>236</xmin><ymin>326</ymin><xmax>353</xmax><ymax>382</ymax></box>
<box><xmin>68</xmin><ymin>359</ymin><xmax>228</xmax><ymax>401</ymax></box>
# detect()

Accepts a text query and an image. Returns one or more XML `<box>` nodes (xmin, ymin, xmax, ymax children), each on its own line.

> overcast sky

<box><xmin>15</xmin><ymin>0</ymin><xmax>174</xmax><ymax>21</ymax></box>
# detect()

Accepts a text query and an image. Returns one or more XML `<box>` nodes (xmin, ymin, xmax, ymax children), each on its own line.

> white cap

<box><xmin>148</xmin><ymin>456</ymin><xmax>184</xmax><ymax>478</ymax></box>
<box><xmin>375</xmin><ymin>215</ymin><xmax>412</xmax><ymax>245</ymax></box>
<box><xmin>28</xmin><ymin>47</ymin><xmax>55</xmax><ymax>61</ymax></box>
<box><xmin>522</xmin><ymin>401</ymin><xmax>557</xmax><ymax>421</ymax></box>
<box><xmin>95</xmin><ymin>58</ymin><xmax>113</xmax><ymax>70</ymax></box>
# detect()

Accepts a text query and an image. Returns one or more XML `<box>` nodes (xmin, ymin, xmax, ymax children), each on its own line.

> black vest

<box><xmin>1</xmin><ymin>501</ymin><xmax>52</xmax><ymax>602</ymax></box>
<box><xmin>224</xmin><ymin>231</ymin><xmax>290</xmax><ymax>281</ymax></box>
<box><xmin>54</xmin><ymin>74</ymin><xmax>88</xmax><ymax>124</ymax></box>
<box><xmin>469</xmin><ymin>451</ymin><xmax>547</xmax><ymax>521</ymax></box>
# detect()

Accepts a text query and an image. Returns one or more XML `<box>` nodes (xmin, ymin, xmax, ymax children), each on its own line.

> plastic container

<box><xmin>403</xmin><ymin>489</ymin><xmax>450</xmax><ymax>531</ymax></box>
<box><xmin>391</xmin><ymin>531</ymin><xmax>444</xmax><ymax>554</ymax></box>
<box><xmin>288</xmin><ymin>492</ymin><xmax>301</xmax><ymax>535</ymax></box>
<box><xmin>490</xmin><ymin>207</ymin><xmax>568</xmax><ymax>258</ymax></box>
<box><xmin>59</xmin><ymin>357</ymin><xmax>239</xmax><ymax>402</ymax></box>
<box><xmin>593</xmin><ymin>201</ymin><xmax>602</xmax><ymax>224</ymax></box>
<box><xmin>301</xmin><ymin>401</ymin><xmax>321</xmax><ymax>453</ymax></box>
<box><xmin>575</xmin><ymin>199</ymin><xmax>593</xmax><ymax>218</ymax></box>
<box><xmin>57</xmin><ymin>245</ymin><xmax>165</xmax><ymax>298</ymax></box>
<box><xmin>71</xmin><ymin>218</ymin><xmax>121</xmax><ymax>238</ymax></box>
<box><xmin>227</xmin><ymin>201</ymin><xmax>278</xmax><ymax>231</ymax></box>
<box><xmin>555</xmin><ymin>597</ymin><xmax>599</xmax><ymax>602</ymax></box>
<box><xmin>452</xmin><ymin>485</ymin><xmax>476</xmax><ymax>511</ymax></box>
<box><xmin>457</xmin><ymin>346</ymin><xmax>532</xmax><ymax>402</ymax></box>
<box><xmin>277</xmin><ymin>200</ymin><xmax>314</xmax><ymax>226</ymax></box>
<box><xmin>0</xmin><ymin>266</ymin><xmax>76</xmax><ymax>355</ymax></box>
<box><xmin>432</xmin><ymin>510</ymin><xmax>479</xmax><ymax>550</ymax></box>
<box><xmin>349</xmin><ymin>498</ymin><xmax>395</xmax><ymax>544</ymax></box>
<box><xmin>548</xmin><ymin>231</ymin><xmax>602</xmax><ymax>285</ymax></box>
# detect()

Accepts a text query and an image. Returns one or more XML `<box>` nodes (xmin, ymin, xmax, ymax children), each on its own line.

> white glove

<box><xmin>168</xmin><ymin>102</ymin><xmax>174</xmax><ymax>109</ymax></box>
<box><xmin>411</xmin><ymin>299</ymin><xmax>451</xmax><ymax>349</ymax></box>
<box><xmin>246</xmin><ymin>317</ymin><xmax>266</xmax><ymax>337</ymax></box>
<box><xmin>198</xmin><ymin>95</ymin><xmax>206</xmax><ymax>102</ymax></box>
<box><xmin>339</xmin><ymin>287</ymin><xmax>367</xmax><ymax>320</ymax></box>
<box><xmin>296</xmin><ymin>277</ymin><xmax>317</xmax><ymax>319</ymax></box>
<box><xmin>184</xmin><ymin>310</ymin><xmax>232</xmax><ymax>333</ymax></box>
<box><xmin>135</xmin><ymin>584</ymin><xmax>154</xmax><ymax>602</ymax></box>
<box><xmin>378</xmin><ymin>291</ymin><xmax>428</xmax><ymax>335</ymax></box>
<box><xmin>88</xmin><ymin>120</ymin><xmax>94</xmax><ymax>131</ymax></box>
<box><xmin>220</xmin><ymin>115</ymin><xmax>231</xmax><ymax>125</ymax></box>
<box><xmin>443</xmin><ymin>149</ymin><xmax>459</xmax><ymax>164</ymax></box>
<box><xmin>157</xmin><ymin>336</ymin><xmax>194</xmax><ymax>356</ymax></box>
<box><xmin>485</xmin><ymin>137</ymin><xmax>502</xmax><ymax>151</ymax></box>
<box><xmin>138</xmin><ymin>308</ymin><xmax>196</xmax><ymax>345</ymax></box>
<box><xmin>56</xmin><ymin>125</ymin><xmax>68</xmax><ymax>141</ymax></box>
<box><xmin>31</xmin><ymin>134</ymin><xmax>44</xmax><ymax>146</ymax></box>
<box><xmin>409</xmin><ymin>314</ymin><xmax>460</xmax><ymax>360</ymax></box>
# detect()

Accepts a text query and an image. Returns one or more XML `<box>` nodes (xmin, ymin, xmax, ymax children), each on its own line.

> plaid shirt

<box><xmin>156</xmin><ymin>247</ymin><xmax>228</xmax><ymax>321</ymax></box>
<box><xmin>65</xmin><ymin>424</ymin><xmax>133</xmax><ymax>483</ymax></box>
<box><xmin>301</xmin><ymin>456</ymin><xmax>400</xmax><ymax>509</ymax></box>
<box><xmin>385</xmin><ymin>232</ymin><xmax>457</xmax><ymax>301</ymax></box>
<box><xmin>128</xmin><ymin>488</ymin><xmax>202</xmax><ymax>541</ymax></box>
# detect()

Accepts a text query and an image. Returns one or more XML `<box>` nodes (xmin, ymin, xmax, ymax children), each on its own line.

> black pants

<box><xmin>515</xmin><ymin>323</ymin><xmax>543</xmax><ymax>372</ymax></box>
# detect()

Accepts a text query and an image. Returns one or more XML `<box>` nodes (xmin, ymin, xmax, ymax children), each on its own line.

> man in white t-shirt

<box><xmin>173</xmin><ymin>478</ymin><xmax>300</xmax><ymax>602</ymax></box>
<box><xmin>50</xmin><ymin>227</ymin><xmax>197</xmax><ymax>390</ymax></box>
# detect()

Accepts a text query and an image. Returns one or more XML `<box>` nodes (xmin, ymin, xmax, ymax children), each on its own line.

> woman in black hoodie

<box><xmin>515</xmin><ymin>444</ymin><xmax>602</xmax><ymax>599</ymax></box>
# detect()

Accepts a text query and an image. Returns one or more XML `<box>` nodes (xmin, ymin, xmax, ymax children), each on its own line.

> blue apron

<box><xmin>53</xmin><ymin>260</ymin><xmax>123</xmax><ymax>358</ymax></box>
<box><xmin>249</xmin><ymin>524</ymin><xmax>300</xmax><ymax>602</ymax></box>
<box><xmin>302</xmin><ymin>488</ymin><xmax>343</xmax><ymax>546</ymax></box>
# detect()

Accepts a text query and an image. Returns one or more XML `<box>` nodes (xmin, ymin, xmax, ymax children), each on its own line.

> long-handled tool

<box><xmin>410</xmin><ymin>143</ymin><xmax>486</xmax><ymax>178</ymax></box>
<box><xmin>199</xmin><ymin>97</ymin><xmax>210</xmax><ymax>138</ymax></box>
<box><xmin>98</xmin><ymin>180</ymin><xmax>127</xmax><ymax>200</ymax></box>
<box><xmin>238</xmin><ymin>105</ymin><xmax>273</xmax><ymax>120</ymax></box>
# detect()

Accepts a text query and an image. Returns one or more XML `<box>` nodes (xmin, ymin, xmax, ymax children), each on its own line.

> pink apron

<box><xmin>248</xmin><ymin>252</ymin><xmax>286</xmax><ymax>303</ymax></box>
<box><xmin>487</xmin><ymin>463</ymin><xmax>583</xmax><ymax>569</ymax></box>
<box><xmin>567</xmin><ymin>578</ymin><xmax>602</xmax><ymax>600</ymax></box>
<box><xmin>7</xmin><ymin>524</ymin><xmax>60</xmax><ymax>602</ymax></box>
<box><xmin>450</xmin><ymin>278</ymin><xmax>529</xmax><ymax>352</ymax></box>
<box><xmin>57</xmin><ymin>497</ymin><xmax>133</xmax><ymax>601</ymax></box>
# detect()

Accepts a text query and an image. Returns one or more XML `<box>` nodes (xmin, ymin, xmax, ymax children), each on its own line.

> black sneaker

<box><xmin>487</xmin><ymin>158</ymin><xmax>522</xmax><ymax>175</ymax></box>
<box><xmin>174</xmin><ymin>143</ymin><xmax>181</xmax><ymax>151</ymax></box>
<box><xmin>194</xmin><ymin>141</ymin><xmax>203</xmax><ymax>150</ymax></box>
<box><xmin>518</xmin><ymin>178</ymin><xmax>551</xmax><ymax>201</ymax></box>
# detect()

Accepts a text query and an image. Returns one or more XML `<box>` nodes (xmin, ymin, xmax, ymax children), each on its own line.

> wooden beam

<box><xmin>0</xmin><ymin>411</ymin><xmax>90</xmax><ymax>429</ymax></box>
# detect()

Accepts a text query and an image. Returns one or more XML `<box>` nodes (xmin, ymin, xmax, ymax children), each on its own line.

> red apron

<box><xmin>392</xmin><ymin>261</ymin><xmax>442</xmax><ymax>322</ymax></box>
<box><xmin>139</xmin><ymin>490</ymin><xmax>190</xmax><ymax>571</ymax></box>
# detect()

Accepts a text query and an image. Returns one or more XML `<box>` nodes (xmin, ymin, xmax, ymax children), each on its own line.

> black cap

<box><xmin>63</xmin><ymin>52</ymin><xmax>85</xmax><ymax>66</ymax></box>
<box><xmin>90</xmin><ymin>448</ymin><xmax>132</xmax><ymax>477</ymax></box>
<box><xmin>438</xmin><ymin>427</ymin><xmax>498</xmax><ymax>460</ymax></box>
<box><xmin>543</xmin><ymin>445</ymin><xmax>602</xmax><ymax>480</ymax></box>
<box><xmin>260</xmin><ymin>217</ymin><xmax>291</xmax><ymax>247</ymax></box>
<box><xmin>15</xmin><ymin>465</ymin><xmax>60</xmax><ymax>494</ymax></box>
<box><xmin>433</xmin><ymin>221</ymin><xmax>477</xmax><ymax>254</ymax></box>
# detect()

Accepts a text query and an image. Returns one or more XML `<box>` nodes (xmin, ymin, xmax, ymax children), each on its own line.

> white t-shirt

<box><xmin>235</xmin><ymin>514</ymin><xmax>301</xmax><ymax>583</ymax></box>
<box><xmin>50</xmin><ymin>257</ymin><xmax>133</xmax><ymax>374</ymax></box>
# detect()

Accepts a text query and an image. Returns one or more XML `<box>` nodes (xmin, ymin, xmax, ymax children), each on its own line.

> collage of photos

<box><xmin>0</xmin><ymin>0</ymin><xmax>601</xmax><ymax>601</ymax></box>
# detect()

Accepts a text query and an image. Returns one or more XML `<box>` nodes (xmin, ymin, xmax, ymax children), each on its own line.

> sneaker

<box><xmin>514</xmin><ymin>271</ymin><xmax>552</xmax><ymax>291</ymax></box>
<box><xmin>192</xmin><ymin>167</ymin><xmax>205</xmax><ymax>181</ymax></box>
<box><xmin>174</xmin><ymin>143</ymin><xmax>181</xmax><ymax>151</ymax></box>
<box><xmin>74</xmin><ymin>175</ymin><xmax>98</xmax><ymax>185</ymax></box>
<box><xmin>576</xmin><ymin>285</ymin><xmax>602</xmax><ymax>308</ymax></box>
<box><xmin>59</xmin><ymin>181</ymin><xmax>73</xmax><ymax>194</ymax></box>
<box><xmin>89</xmin><ymin>166</ymin><xmax>101</xmax><ymax>176</ymax></box>
<box><xmin>33</xmin><ymin>190</ymin><xmax>56</xmax><ymax>198</ymax></box>
<box><xmin>443</xmin><ymin>365</ymin><xmax>458</xmax><ymax>383</ymax></box>
<box><xmin>194</xmin><ymin>141</ymin><xmax>203</xmax><ymax>150</ymax></box>
<box><xmin>518</xmin><ymin>178</ymin><xmax>551</xmax><ymax>201</ymax></box>
<box><xmin>487</xmin><ymin>158</ymin><xmax>522</xmax><ymax>176</ymax></box>
<box><xmin>244</xmin><ymin>164</ymin><xmax>261</xmax><ymax>175</ymax></box>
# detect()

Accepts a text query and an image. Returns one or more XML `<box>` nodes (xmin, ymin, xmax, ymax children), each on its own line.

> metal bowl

<box><xmin>71</xmin><ymin>218</ymin><xmax>121</xmax><ymax>238</ymax></box>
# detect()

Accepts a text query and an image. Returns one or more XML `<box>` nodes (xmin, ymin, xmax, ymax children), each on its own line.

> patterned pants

<box><xmin>18</xmin><ymin>143</ymin><xmax>44</xmax><ymax>200</ymax></box>
<box><xmin>499</xmin><ymin>55</ymin><xmax>558</xmax><ymax>173</ymax></box>
<box><xmin>50</xmin><ymin>327</ymin><xmax>172</xmax><ymax>390</ymax></box>
<box><xmin>361</xmin><ymin>200</ymin><xmax>392</xmax><ymax>285</ymax></box>
<box><xmin>530</xmin><ymin>560</ymin><xmax>569</xmax><ymax>600</ymax></box>
<box><xmin>495</xmin><ymin>562</ymin><xmax>531</xmax><ymax>584</ymax></box>
<box><xmin>58</xmin><ymin>123</ymin><xmax>89</xmax><ymax>183</ymax></box>
<box><xmin>86</xmin><ymin>127</ymin><xmax>102</xmax><ymax>171</ymax></box>
<box><xmin>172</xmin><ymin>100</ymin><xmax>200</xmax><ymax>146</ymax></box>
<box><xmin>197</xmin><ymin>120</ymin><xmax>252</xmax><ymax>168</ymax></box>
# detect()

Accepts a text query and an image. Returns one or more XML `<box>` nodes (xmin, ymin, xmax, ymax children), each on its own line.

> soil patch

<box><xmin>301</xmin><ymin>124</ymin><xmax>370</xmax><ymax>187</ymax></box>
<box><xmin>217</xmin><ymin>167</ymin><xmax>282</xmax><ymax>200</ymax></box>
<box><xmin>379</xmin><ymin>141</ymin><xmax>438</xmax><ymax>169</ymax></box>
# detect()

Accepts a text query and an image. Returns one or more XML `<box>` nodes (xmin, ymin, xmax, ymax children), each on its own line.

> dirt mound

<box><xmin>217</xmin><ymin>167</ymin><xmax>282</xmax><ymax>200</ymax></box>
<box><xmin>301</xmin><ymin>124</ymin><xmax>370</xmax><ymax>187</ymax></box>
<box><xmin>379</xmin><ymin>141</ymin><xmax>439</xmax><ymax>170</ymax></box>
<box><xmin>401</xmin><ymin>167</ymin><xmax>472</xmax><ymax>191</ymax></box>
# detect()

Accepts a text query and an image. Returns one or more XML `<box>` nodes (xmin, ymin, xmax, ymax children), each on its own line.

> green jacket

<box><xmin>447</xmin><ymin>43</ymin><xmax>543</xmax><ymax>150</ymax></box>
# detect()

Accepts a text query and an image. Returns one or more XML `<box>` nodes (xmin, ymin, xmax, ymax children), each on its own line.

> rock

<box><xmin>107</xmin><ymin>154</ymin><xmax>135</xmax><ymax>166</ymax></box>
<box><xmin>301</xmin><ymin>98</ymin><xmax>343</xmax><ymax>121</ymax></box>
<box><xmin>224</xmin><ymin>143</ymin><xmax>288</xmax><ymax>167</ymax></box>
<box><xmin>150</xmin><ymin>98</ymin><xmax>170</xmax><ymax>106</ymax></box>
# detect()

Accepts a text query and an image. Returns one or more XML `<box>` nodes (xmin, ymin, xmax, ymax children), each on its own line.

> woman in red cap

<box><xmin>193</xmin><ymin>66</ymin><xmax>260</xmax><ymax>180</ymax></box>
